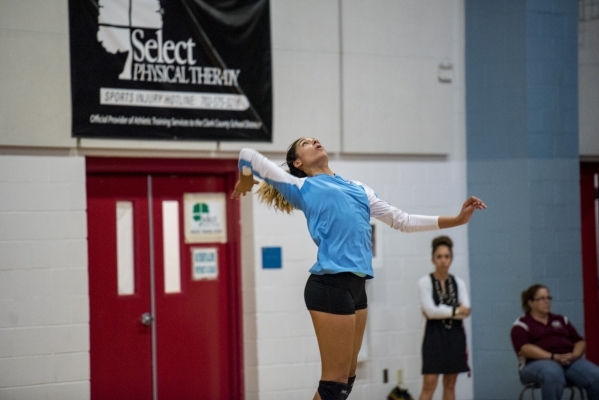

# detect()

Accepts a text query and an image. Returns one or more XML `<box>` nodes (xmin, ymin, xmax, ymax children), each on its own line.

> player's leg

<box><xmin>305</xmin><ymin>274</ymin><xmax>359</xmax><ymax>400</ymax></box>
<box><xmin>346</xmin><ymin>308</ymin><xmax>367</xmax><ymax>398</ymax></box>
<box><xmin>310</xmin><ymin>310</ymin><xmax>355</xmax><ymax>400</ymax></box>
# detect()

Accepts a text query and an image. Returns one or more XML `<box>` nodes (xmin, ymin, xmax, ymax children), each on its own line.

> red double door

<box><xmin>86</xmin><ymin>158</ymin><xmax>243</xmax><ymax>400</ymax></box>
<box><xmin>581</xmin><ymin>162</ymin><xmax>599</xmax><ymax>364</ymax></box>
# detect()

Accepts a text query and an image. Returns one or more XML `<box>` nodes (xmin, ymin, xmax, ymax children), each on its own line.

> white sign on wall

<box><xmin>192</xmin><ymin>247</ymin><xmax>218</xmax><ymax>280</ymax></box>
<box><xmin>183</xmin><ymin>193</ymin><xmax>227</xmax><ymax>243</ymax></box>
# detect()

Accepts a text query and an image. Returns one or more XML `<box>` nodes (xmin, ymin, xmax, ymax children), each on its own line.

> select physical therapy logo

<box><xmin>97</xmin><ymin>0</ymin><xmax>240</xmax><ymax>86</ymax></box>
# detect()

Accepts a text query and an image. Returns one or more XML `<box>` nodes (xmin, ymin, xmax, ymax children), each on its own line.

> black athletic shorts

<box><xmin>304</xmin><ymin>272</ymin><xmax>368</xmax><ymax>315</ymax></box>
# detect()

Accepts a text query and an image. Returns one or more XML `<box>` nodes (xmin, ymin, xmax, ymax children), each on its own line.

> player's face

<box><xmin>432</xmin><ymin>245</ymin><xmax>453</xmax><ymax>274</ymax></box>
<box><xmin>293</xmin><ymin>137</ymin><xmax>328</xmax><ymax>170</ymax></box>
<box><xmin>529</xmin><ymin>288</ymin><xmax>552</xmax><ymax>315</ymax></box>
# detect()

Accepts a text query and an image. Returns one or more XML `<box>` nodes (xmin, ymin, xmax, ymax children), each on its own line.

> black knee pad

<box><xmin>318</xmin><ymin>380</ymin><xmax>349</xmax><ymax>400</ymax></box>
<box><xmin>345</xmin><ymin>375</ymin><xmax>356</xmax><ymax>399</ymax></box>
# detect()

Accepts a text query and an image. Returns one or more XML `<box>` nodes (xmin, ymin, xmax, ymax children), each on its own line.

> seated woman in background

<box><xmin>510</xmin><ymin>284</ymin><xmax>599</xmax><ymax>400</ymax></box>
<box><xmin>418</xmin><ymin>236</ymin><xmax>471</xmax><ymax>400</ymax></box>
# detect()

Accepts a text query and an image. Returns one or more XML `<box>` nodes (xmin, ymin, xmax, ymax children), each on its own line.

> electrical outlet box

<box><xmin>397</xmin><ymin>369</ymin><xmax>403</xmax><ymax>384</ymax></box>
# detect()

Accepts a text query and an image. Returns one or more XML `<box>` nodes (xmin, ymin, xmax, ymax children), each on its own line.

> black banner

<box><xmin>68</xmin><ymin>0</ymin><xmax>272</xmax><ymax>141</ymax></box>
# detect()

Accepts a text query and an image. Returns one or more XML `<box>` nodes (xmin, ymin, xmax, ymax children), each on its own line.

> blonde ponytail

<box><xmin>256</xmin><ymin>181</ymin><xmax>295</xmax><ymax>214</ymax></box>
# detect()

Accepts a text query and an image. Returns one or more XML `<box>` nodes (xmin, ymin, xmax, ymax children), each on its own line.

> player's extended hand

<box><xmin>438</xmin><ymin>196</ymin><xmax>486</xmax><ymax>229</ymax></box>
<box><xmin>455</xmin><ymin>196</ymin><xmax>486</xmax><ymax>225</ymax></box>
<box><xmin>231</xmin><ymin>174</ymin><xmax>259</xmax><ymax>200</ymax></box>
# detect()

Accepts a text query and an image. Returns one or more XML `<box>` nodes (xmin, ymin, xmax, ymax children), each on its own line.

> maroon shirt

<box><xmin>511</xmin><ymin>312</ymin><xmax>584</xmax><ymax>363</ymax></box>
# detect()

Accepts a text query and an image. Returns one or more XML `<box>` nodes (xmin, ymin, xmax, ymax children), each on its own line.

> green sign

<box><xmin>192</xmin><ymin>203</ymin><xmax>209</xmax><ymax>222</ymax></box>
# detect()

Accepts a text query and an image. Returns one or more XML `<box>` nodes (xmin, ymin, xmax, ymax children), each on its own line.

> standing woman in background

<box><xmin>231</xmin><ymin>138</ymin><xmax>485</xmax><ymax>400</ymax></box>
<box><xmin>418</xmin><ymin>236</ymin><xmax>471</xmax><ymax>400</ymax></box>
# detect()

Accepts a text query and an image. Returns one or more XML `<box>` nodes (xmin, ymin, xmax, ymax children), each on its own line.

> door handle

<box><xmin>140</xmin><ymin>312</ymin><xmax>154</xmax><ymax>326</ymax></box>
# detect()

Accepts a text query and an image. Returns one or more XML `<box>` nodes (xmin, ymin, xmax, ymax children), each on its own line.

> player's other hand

<box><xmin>231</xmin><ymin>174</ymin><xmax>258</xmax><ymax>200</ymax></box>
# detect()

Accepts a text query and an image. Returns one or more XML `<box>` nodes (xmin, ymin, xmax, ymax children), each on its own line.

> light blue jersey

<box><xmin>239</xmin><ymin>148</ymin><xmax>440</xmax><ymax>278</ymax></box>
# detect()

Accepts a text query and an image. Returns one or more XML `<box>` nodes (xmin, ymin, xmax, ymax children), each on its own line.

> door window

<box><xmin>116</xmin><ymin>201</ymin><xmax>135</xmax><ymax>296</ymax></box>
<box><xmin>162</xmin><ymin>200</ymin><xmax>181</xmax><ymax>294</ymax></box>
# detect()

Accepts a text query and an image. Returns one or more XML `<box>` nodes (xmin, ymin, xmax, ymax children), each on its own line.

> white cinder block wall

<box><xmin>239</xmin><ymin>0</ymin><xmax>471</xmax><ymax>398</ymax></box>
<box><xmin>0</xmin><ymin>0</ymin><xmax>476</xmax><ymax>399</ymax></box>
<box><xmin>0</xmin><ymin>156</ymin><xmax>89</xmax><ymax>399</ymax></box>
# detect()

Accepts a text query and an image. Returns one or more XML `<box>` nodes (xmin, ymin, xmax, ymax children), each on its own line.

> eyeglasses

<box><xmin>533</xmin><ymin>296</ymin><xmax>553</xmax><ymax>301</ymax></box>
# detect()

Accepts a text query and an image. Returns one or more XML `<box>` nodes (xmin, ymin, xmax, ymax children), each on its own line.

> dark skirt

<box><xmin>421</xmin><ymin>319</ymin><xmax>469</xmax><ymax>375</ymax></box>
